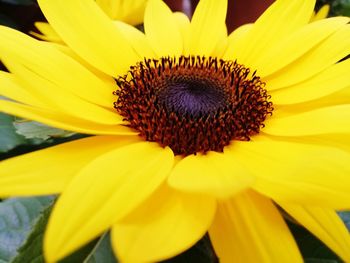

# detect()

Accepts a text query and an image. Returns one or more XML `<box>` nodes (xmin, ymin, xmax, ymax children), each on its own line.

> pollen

<box><xmin>114</xmin><ymin>56</ymin><xmax>273</xmax><ymax>156</ymax></box>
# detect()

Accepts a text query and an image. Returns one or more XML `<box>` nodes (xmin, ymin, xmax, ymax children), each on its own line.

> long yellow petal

<box><xmin>144</xmin><ymin>0</ymin><xmax>182</xmax><ymax>57</ymax></box>
<box><xmin>38</xmin><ymin>0</ymin><xmax>139</xmax><ymax>77</ymax></box>
<box><xmin>3</xmin><ymin>59</ymin><xmax>121</xmax><ymax>125</ymax></box>
<box><xmin>223</xmin><ymin>24</ymin><xmax>252</xmax><ymax>60</ymax></box>
<box><xmin>0</xmin><ymin>99</ymin><xmax>135</xmax><ymax>135</ymax></box>
<box><xmin>265</xmin><ymin>24</ymin><xmax>350</xmax><ymax>90</ymax></box>
<box><xmin>284</xmin><ymin>133</ymin><xmax>350</xmax><ymax>154</ymax></box>
<box><xmin>256</xmin><ymin>17</ymin><xmax>350</xmax><ymax>78</ymax></box>
<box><xmin>264</xmin><ymin>105</ymin><xmax>350</xmax><ymax>136</ymax></box>
<box><xmin>0</xmin><ymin>71</ymin><xmax>46</xmax><ymax>108</ymax></box>
<box><xmin>114</xmin><ymin>21</ymin><xmax>155</xmax><ymax>59</ymax></box>
<box><xmin>232</xmin><ymin>0</ymin><xmax>315</xmax><ymax>67</ymax></box>
<box><xmin>210</xmin><ymin>24</ymin><xmax>228</xmax><ymax>58</ymax></box>
<box><xmin>0</xmin><ymin>26</ymin><xmax>116</xmax><ymax>109</ymax></box>
<box><xmin>0</xmin><ymin>136</ymin><xmax>137</xmax><ymax>196</ymax></box>
<box><xmin>230</xmin><ymin>138</ymin><xmax>350</xmax><ymax>209</ymax></box>
<box><xmin>44</xmin><ymin>142</ymin><xmax>174</xmax><ymax>262</ymax></box>
<box><xmin>31</xmin><ymin>22</ymin><xmax>63</xmax><ymax>43</ymax></box>
<box><xmin>168</xmin><ymin>151</ymin><xmax>254</xmax><ymax>199</ymax></box>
<box><xmin>209</xmin><ymin>191</ymin><xmax>302</xmax><ymax>263</ymax></box>
<box><xmin>279</xmin><ymin>203</ymin><xmax>350</xmax><ymax>262</ymax></box>
<box><xmin>271</xmin><ymin>58</ymin><xmax>350</xmax><ymax>105</ymax></box>
<box><xmin>96</xmin><ymin>0</ymin><xmax>147</xmax><ymax>25</ymax></box>
<box><xmin>111</xmin><ymin>184</ymin><xmax>216</xmax><ymax>262</ymax></box>
<box><xmin>310</xmin><ymin>4</ymin><xmax>330</xmax><ymax>22</ymax></box>
<box><xmin>173</xmin><ymin>12</ymin><xmax>190</xmax><ymax>54</ymax></box>
<box><xmin>187</xmin><ymin>0</ymin><xmax>227</xmax><ymax>56</ymax></box>
<box><xmin>45</xmin><ymin>42</ymin><xmax>117</xmax><ymax>87</ymax></box>
<box><xmin>272</xmin><ymin>86</ymin><xmax>350</xmax><ymax>118</ymax></box>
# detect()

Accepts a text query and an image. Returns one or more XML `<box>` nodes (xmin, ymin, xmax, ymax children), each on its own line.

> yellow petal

<box><xmin>114</xmin><ymin>21</ymin><xmax>155</xmax><ymax>59</ymax></box>
<box><xmin>272</xmin><ymin>86</ymin><xmax>350</xmax><ymax>118</ymax></box>
<box><xmin>96</xmin><ymin>0</ymin><xmax>147</xmax><ymax>25</ymax></box>
<box><xmin>111</xmin><ymin>184</ymin><xmax>216</xmax><ymax>262</ymax></box>
<box><xmin>187</xmin><ymin>0</ymin><xmax>227</xmax><ymax>56</ymax></box>
<box><xmin>46</xmin><ymin>42</ymin><xmax>116</xmax><ymax>85</ymax></box>
<box><xmin>231</xmin><ymin>138</ymin><xmax>350</xmax><ymax>209</ymax></box>
<box><xmin>310</xmin><ymin>4</ymin><xmax>330</xmax><ymax>22</ymax></box>
<box><xmin>0</xmin><ymin>99</ymin><xmax>135</xmax><ymax>135</ymax></box>
<box><xmin>0</xmin><ymin>136</ymin><xmax>137</xmax><ymax>196</ymax></box>
<box><xmin>264</xmin><ymin>105</ymin><xmax>350</xmax><ymax>136</ymax></box>
<box><xmin>223</xmin><ymin>24</ymin><xmax>252</xmax><ymax>60</ymax></box>
<box><xmin>168</xmin><ymin>151</ymin><xmax>254</xmax><ymax>199</ymax></box>
<box><xmin>279</xmin><ymin>203</ymin><xmax>350</xmax><ymax>262</ymax></box>
<box><xmin>209</xmin><ymin>191</ymin><xmax>302</xmax><ymax>263</ymax></box>
<box><xmin>265</xmin><ymin>24</ymin><xmax>350</xmax><ymax>90</ymax></box>
<box><xmin>271</xmin><ymin>58</ymin><xmax>350</xmax><ymax>105</ymax></box>
<box><xmin>210</xmin><ymin>24</ymin><xmax>228</xmax><ymax>57</ymax></box>
<box><xmin>44</xmin><ymin>142</ymin><xmax>174</xmax><ymax>262</ymax></box>
<box><xmin>38</xmin><ymin>0</ymin><xmax>139</xmax><ymax>77</ymax></box>
<box><xmin>0</xmin><ymin>71</ymin><xmax>46</xmax><ymax>108</ymax></box>
<box><xmin>0</xmin><ymin>26</ymin><xmax>116</xmax><ymax>109</ymax></box>
<box><xmin>96</xmin><ymin>0</ymin><xmax>117</xmax><ymax>18</ymax></box>
<box><xmin>31</xmin><ymin>22</ymin><xmax>63</xmax><ymax>43</ymax></box>
<box><xmin>232</xmin><ymin>0</ymin><xmax>315</xmax><ymax>67</ymax></box>
<box><xmin>256</xmin><ymin>17</ymin><xmax>350</xmax><ymax>78</ymax></box>
<box><xmin>293</xmin><ymin>133</ymin><xmax>350</xmax><ymax>154</ymax></box>
<box><xmin>3</xmin><ymin>59</ymin><xmax>121</xmax><ymax>125</ymax></box>
<box><xmin>173</xmin><ymin>12</ymin><xmax>190</xmax><ymax>54</ymax></box>
<box><xmin>144</xmin><ymin>0</ymin><xmax>182</xmax><ymax>57</ymax></box>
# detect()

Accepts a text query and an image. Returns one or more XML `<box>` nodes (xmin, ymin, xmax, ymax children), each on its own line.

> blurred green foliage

<box><xmin>0</xmin><ymin>113</ymin><xmax>26</xmax><ymax>153</ymax></box>
<box><xmin>316</xmin><ymin>0</ymin><xmax>350</xmax><ymax>16</ymax></box>
<box><xmin>0</xmin><ymin>196</ymin><xmax>54</xmax><ymax>262</ymax></box>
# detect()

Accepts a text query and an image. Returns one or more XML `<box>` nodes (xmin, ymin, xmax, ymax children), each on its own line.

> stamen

<box><xmin>114</xmin><ymin>56</ymin><xmax>273</xmax><ymax>156</ymax></box>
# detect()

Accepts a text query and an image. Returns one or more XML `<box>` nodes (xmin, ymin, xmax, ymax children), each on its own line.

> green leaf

<box><xmin>58</xmin><ymin>232</ymin><xmax>117</xmax><ymax>263</ymax></box>
<box><xmin>0</xmin><ymin>113</ymin><xmax>26</xmax><ymax>153</ymax></box>
<box><xmin>81</xmin><ymin>233</ymin><xmax>117</xmax><ymax>263</ymax></box>
<box><xmin>12</xmin><ymin>210</ymin><xmax>118</xmax><ymax>263</ymax></box>
<box><xmin>0</xmin><ymin>196</ymin><xmax>54</xmax><ymax>262</ymax></box>
<box><xmin>11</xmin><ymin>203</ymin><xmax>53</xmax><ymax>263</ymax></box>
<box><xmin>13</xmin><ymin>120</ymin><xmax>75</xmax><ymax>141</ymax></box>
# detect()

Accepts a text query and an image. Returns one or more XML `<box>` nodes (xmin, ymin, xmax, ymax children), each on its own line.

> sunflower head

<box><xmin>0</xmin><ymin>0</ymin><xmax>350</xmax><ymax>262</ymax></box>
<box><xmin>114</xmin><ymin>55</ymin><xmax>273</xmax><ymax>155</ymax></box>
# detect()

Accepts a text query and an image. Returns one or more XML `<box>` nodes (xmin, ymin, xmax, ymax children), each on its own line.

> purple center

<box><xmin>158</xmin><ymin>79</ymin><xmax>227</xmax><ymax>118</ymax></box>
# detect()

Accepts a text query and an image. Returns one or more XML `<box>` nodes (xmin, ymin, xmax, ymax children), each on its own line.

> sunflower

<box><xmin>1</xmin><ymin>0</ymin><xmax>350</xmax><ymax>262</ymax></box>
<box><xmin>31</xmin><ymin>0</ymin><xmax>148</xmax><ymax>43</ymax></box>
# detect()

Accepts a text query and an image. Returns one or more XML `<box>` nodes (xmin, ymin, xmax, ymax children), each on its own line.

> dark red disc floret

<box><xmin>114</xmin><ymin>56</ymin><xmax>273</xmax><ymax>156</ymax></box>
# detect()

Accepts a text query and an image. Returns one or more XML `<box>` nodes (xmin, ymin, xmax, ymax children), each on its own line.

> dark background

<box><xmin>0</xmin><ymin>0</ymin><xmax>325</xmax><ymax>34</ymax></box>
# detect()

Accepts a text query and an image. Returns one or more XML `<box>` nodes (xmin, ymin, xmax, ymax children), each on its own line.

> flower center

<box><xmin>114</xmin><ymin>56</ymin><xmax>273</xmax><ymax>156</ymax></box>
